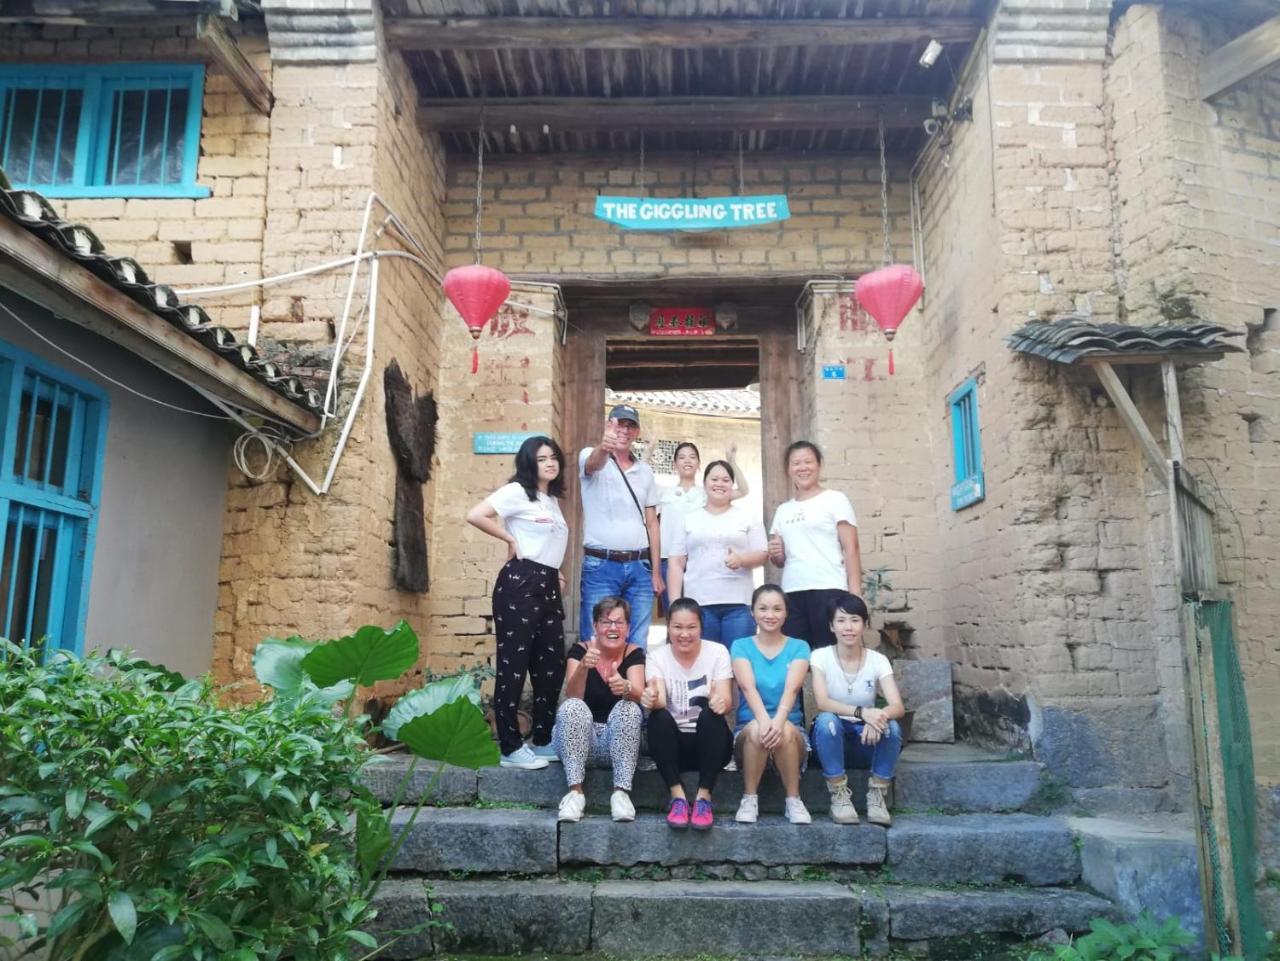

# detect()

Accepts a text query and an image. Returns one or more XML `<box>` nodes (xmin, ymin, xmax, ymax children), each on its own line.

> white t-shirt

<box><xmin>579</xmin><ymin>448</ymin><xmax>658</xmax><ymax>551</ymax></box>
<box><xmin>485</xmin><ymin>482</ymin><xmax>569</xmax><ymax>568</ymax></box>
<box><xmin>658</xmin><ymin>484</ymin><xmax>706</xmax><ymax>559</ymax></box>
<box><xmin>647</xmin><ymin>642</ymin><xmax>734</xmax><ymax>733</ymax></box>
<box><xmin>670</xmin><ymin>504</ymin><xmax>766</xmax><ymax>607</ymax></box>
<box><xmin>769</xmin><ymin>489</ymin><xmax>858</xmax><ymax>593</ymax></box>
<box><xmin>811</xmin><ymin>646</ymin><xmax>894</xmax><ymax>721</ymax></box>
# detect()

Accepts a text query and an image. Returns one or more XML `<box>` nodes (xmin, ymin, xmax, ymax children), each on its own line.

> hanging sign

<box><xmin>595</xmin><ymin>195</ymin><xmax>790</xmax><ymax>231</ymax></box>
<box><xmin>473</xmin><ymin>431</ymin><xmax>539</xmax><ymax>455</ymax></box>
<box><xmin>649</xmin><ymin>307</ymin><xmax>716</xmax><ymax>337</ymax></box>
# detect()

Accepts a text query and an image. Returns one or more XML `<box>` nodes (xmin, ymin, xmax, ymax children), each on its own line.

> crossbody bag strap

<box><xmin>610</xmin><ymin>454</ymin><xmax>651</xmax><ymax>532</ymax></box>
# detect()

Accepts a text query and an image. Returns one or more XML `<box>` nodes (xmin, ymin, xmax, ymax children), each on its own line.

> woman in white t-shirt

<box><xmin>766</xmin><ymin>441</ymin><xmax>863</xmax><ymax>650</ymax></box>
<box><xmin>466</xmin><ymin>436</ymin><xmax>570</xmax><ymax>772</ymax></box>
<box><xmin>666</xmin><ymin>460</ymin><xmax>767</xmax><ymax>645</ymax></box>
<box><xmin>810</xmin><ymin>592</ymin><xmax>904</xmax><ymax>827</ymax></box>
<box><xmin>656</xmin><ymin>443</ymin><xmax>749</xmax><ymax>612</ymax></box>
<box><xmin>641</xmin><ymin>598</ymin><xmax>735</xmax><ymax>831</ymax></box>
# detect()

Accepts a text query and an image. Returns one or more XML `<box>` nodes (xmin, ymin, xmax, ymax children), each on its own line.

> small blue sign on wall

<box><xmin>473</xmin><ymin>431</ymin><xmax>538</xmax><ymax>455</ymax></box>
<box><xmin>595</xmin><ymin>195</ymin><xmax>790</xmax><ymax>231</ymax></box>
<box><xmin>822</xmin><ymin>365</ymin><xmax>847</xmax><ymax>380</ymax></box>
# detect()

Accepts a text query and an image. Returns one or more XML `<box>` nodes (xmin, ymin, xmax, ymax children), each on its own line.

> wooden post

<box><xmin>1092</xmin><ymin>361</ymin><xmax>1171</xmax><ymax>486</ymax></box>
<box><xmin>197</xmin><ymin>13</ymin><xmax>272</xmax><ymax>115</ymax></box>
<box><xmin>1163</xmin><ymin>361</ymin><xmax>1185</xmax><ymax>464</ymax></box>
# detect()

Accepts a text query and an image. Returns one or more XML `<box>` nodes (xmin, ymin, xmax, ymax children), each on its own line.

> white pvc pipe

<box><xmin>320</xmin><ymin>256</ymin><xmax>378</xmax><ymax>494</ymax></box>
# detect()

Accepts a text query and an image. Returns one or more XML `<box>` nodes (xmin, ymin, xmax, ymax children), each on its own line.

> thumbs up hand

<box><xmin>640</xmin><ymin>678</ymin><xmax>660</xmax><ymax>710</ymax></box>
<box><xmin>724</xmin><ymin>547</ymin><xmax>743</xmax><ymax>570</ymax></box>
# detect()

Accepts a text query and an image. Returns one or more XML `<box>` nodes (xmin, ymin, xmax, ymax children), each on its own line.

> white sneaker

<box><xmin>529</xmin><ymin>743</ymin><xmax>559</xmax><ymax>762</ymax></box>
<box><xmin>734</xmin><ymin>794</ymin><xmax>759</xmax><ymax>823</ymax></box>
<box><xmin>500</xmin><ymin>745</ymin><xmax>549</xmax><ymax>770</ymax></box>
<box><xmin>558</xmin><ymin>790</ymin><xmax>586</xmax><ymax>823</ymax></box>
<box><xmin>723</xmin><ymin>757</ymin><xmax>738</xmax><ymax>772</ymax></box>
<box><xmin>785</xmin><ymin>796</ymin><xmax>812</xmax><ymax>824</ymax></box>
<box><xmin>610</xmin><ymin>789</ymin><xmax>636</xmax><ymax>822</ymax></box>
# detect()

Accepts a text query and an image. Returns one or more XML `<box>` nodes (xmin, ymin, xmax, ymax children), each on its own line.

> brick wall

<box><xmin>0</xmin><ymin>20</ymin><xmax>272</xmax><ymax>332</ymax></box>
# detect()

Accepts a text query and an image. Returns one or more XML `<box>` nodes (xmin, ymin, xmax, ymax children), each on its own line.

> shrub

<box><xmin>1030</xmin><ymin>914</ymin><xmax>1197</xmax><ymax>961</ymax></box>
<box><xmin>1</xmin><ymin>622</ymin><xmax>498</xmax><ymax>961</ymax></box>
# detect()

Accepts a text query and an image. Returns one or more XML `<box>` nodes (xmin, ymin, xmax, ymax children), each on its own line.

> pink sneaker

<box><xmin>666</xmin><ymin>797</ymin><xmax>691</xmax><ymax>829</ymax></box>
<box><xmin>691</xmin><ymin>798</ymin><xmax>714</xmax><ymax>831</ymax></box>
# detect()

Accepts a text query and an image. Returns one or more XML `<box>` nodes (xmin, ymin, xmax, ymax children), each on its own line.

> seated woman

<box><xmin>730</xmin><ymin>584</ymin><xmax>812</xmax><ymax>825</ymax></box>
<box><xmin>553</xmin><ymin>596</ymin><xmax>646</xmax><ymax>824</ymax></box>
<box><xmin>642</xmin><ymin>597</ymin><xmax>735</xmax><ymax>831</ymax></box>
<box><xmin>810</xmin><ymin>592</ymin><xmax>905</xmax><ymax>826</ymax></box>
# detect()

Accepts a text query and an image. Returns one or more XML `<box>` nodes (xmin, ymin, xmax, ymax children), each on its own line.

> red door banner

<box><xmin>649</xmin><ymin>307</ymin><xmax>716</xmax><ymax>337</ymax></box>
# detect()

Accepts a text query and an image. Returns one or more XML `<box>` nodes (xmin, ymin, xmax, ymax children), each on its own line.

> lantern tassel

<box><xmin>888</xmin><ymin>347</ymin><xmax>895</xmax><ymax>376</ymax></box>
<box><xmin>471</xmin><ymin>345</ymin><xmax>479</xmax><ymax>374</ymax></box>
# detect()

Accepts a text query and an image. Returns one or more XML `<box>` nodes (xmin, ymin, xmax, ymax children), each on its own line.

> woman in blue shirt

<box><xmin>730</xmin><ymin>584</ymin><xmax>812</xmax><ymax>825</ymax></box>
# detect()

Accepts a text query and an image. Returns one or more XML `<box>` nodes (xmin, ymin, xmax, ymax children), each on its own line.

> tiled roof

<box><xmin>0</xmin><ymin>167</ymin><xmax>324</xmax><ymax>415</ymax></box>
<box><xmin>1005</xmin><ymin>317</ymin><xmax>1243</xmax><ymax>365</ymax></box>
<box><xmin>607</xmin><ymin>387</ymin><xmax>761</xmax><ymax>417</ymax></box>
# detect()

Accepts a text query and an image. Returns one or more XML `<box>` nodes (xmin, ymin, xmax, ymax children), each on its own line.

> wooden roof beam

<box><xmin>1200</xmin><ymin>15</ymin><xmax>1280</xmax><ymax>99</ymax></box>
<box><xmin>421</xmin><ymin>95</ymin><xmax>940</xmax><ymax>133</ymax></box>
<box><xmin>197</xmin><ymin>13</ymin><xmax>272</xmax><ymax>115</ymax></box>
<box><xmin>385</xmin><ymin>15</ymin><xmax>981</xmax><ymax>50</ymax></box>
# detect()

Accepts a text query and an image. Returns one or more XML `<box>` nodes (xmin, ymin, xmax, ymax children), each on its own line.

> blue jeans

<box><xmin>659</xmin><ymin>558</ymin><xmax>670</xmax><ymax>614</ymax></box>
<box><xmin>811</xmin><ymin>712</ymin><xmax>903</xmax><ymax>780</ymax></box>
<box><xmin>700</xmin><ymin>603</ymin><xmax>754</xmax><ymax>647</ymax></box>
<box><xmin>580</xmin><ymin>554</ymin><xmax>654</xmax><ymax>650</ymax></box>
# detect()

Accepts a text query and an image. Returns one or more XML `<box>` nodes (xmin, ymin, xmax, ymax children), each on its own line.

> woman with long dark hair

<box><xmin>466</xmin><ymin>435</ymin><xmax>569</xmax><ymax>770</ymax></box>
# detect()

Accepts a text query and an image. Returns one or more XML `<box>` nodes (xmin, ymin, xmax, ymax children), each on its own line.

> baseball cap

<box><xmin>608</xmin><ymin>404</ymin><xmax>640</xmax><ymax>424</ymax></box>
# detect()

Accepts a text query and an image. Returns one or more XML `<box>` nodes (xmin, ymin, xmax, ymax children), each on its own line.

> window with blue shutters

<box><xmin>948</xmin><ymin>377</ymin><xmax>984</xmax><ymax>511</ymax></box>
<box><xmin>0</xmin><ymin>64</ymin><xmax>208</xmax><ymax>198</ymax></box>
<box><xmin>0</xmin><ymin>340</ymin><xmax>108</xmax><ymax>655</ymax></box>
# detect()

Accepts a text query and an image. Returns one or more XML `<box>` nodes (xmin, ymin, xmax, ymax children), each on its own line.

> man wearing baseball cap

<box><xmin>578</xmin><ymin>405</ymin><xmax>663</xmax><ymax>649</ymax></box>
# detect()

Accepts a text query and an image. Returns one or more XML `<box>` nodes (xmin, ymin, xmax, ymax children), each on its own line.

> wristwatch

<box><xmin>852</xmin><ymin>707</ymin><xmax>863</xmax><ymax>721</ymax></box>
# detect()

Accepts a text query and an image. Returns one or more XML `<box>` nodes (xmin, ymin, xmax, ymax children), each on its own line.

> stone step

<box><xmin>383</xmin><ymin>805</ymin><xmax>1078</xmax><ymax>887</ymax></box>
<box><xmin>364</xmin><ymin>743</ymin><xmax>1044</xmax><ymax>815</ymax></box>
<box><xmin>368</xmin><ymin>878</ymin><xmax>1114</xmax><ymax>959</ymax></box>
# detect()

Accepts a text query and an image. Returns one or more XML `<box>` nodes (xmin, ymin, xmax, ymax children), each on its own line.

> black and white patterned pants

<box><xmin>552</xmin><ymin>697</ymin><xmax>642</xmax><ymax>791</ymax></box>
<box><xmin>492</xmin><ymin>557</ymin><xmax>566</xmax><ymax>756</ymax></box>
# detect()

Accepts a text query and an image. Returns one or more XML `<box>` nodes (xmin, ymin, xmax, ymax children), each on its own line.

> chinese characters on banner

<box><xmin>649</xmin><ymin>307</ymin><xmax>717</xmax><ymax>337</ymax></box>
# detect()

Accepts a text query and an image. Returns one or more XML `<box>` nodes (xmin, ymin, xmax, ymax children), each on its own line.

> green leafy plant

<box><xmin>862</xmin><ymin>567</ymin><xmax>893</xmax><ymax>612</ymax></box>
<box><xmin>1029</xmin><ymin>914</ymin><xmax>1197</xmax><ymax>961</ymax></box>
<box><xmin>1</xmin><ymin>620</ymin><xmax>498</xmax><ymax>961</ymax></box>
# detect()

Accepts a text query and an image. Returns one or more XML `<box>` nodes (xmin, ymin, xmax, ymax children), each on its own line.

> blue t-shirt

<box><xmin>730</xmin><ymin>635</ymin><xmax>810</xmax><ymax>732</ymax></box>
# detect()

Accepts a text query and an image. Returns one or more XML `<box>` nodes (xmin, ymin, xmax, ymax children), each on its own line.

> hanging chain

<box><xmin>473</xmin><ymin>106</ymin><xmax>486</xmax><ymax>263</ymax></box>
<box><xmin>639</xmin><ymin>130</ymin><xmax>645</xmax><ymax>196</ymax></box>
<box><xmin>878</xmin><ymin>115</ymin><xmax>891</xmax><ymax>266</ymax></box>
<box><xmin>737</xmin><ymin>132</ymin><xmax>745</xmax><ymax>195</ymax></box>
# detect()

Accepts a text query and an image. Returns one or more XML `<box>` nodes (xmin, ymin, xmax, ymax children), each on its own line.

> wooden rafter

<box><xmin>385</xmin><ymin>15</ymin><xmax>981</xmax><ymax>50</ymax></box>
<box><xmin>1092</xmin><ymin>361</ymin><xmax>1171</xmax><ymax>487</ymax></box>
<box><xmin>1200</xmin><ymin>15</ymin><xmax>1280</xmax><ymax>99</ymax></box>
<box><xmin>421</xmin><ymin>95</ymin><xmax>938</xmax><ymax>133</ymax></box>
<box><xmin>197</xmin><ymin>13</ymin><xmax>272</xmax><ymax>115</ymax></box>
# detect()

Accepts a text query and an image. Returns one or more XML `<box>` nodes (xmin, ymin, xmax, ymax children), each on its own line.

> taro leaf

<box><xmin>252</xmin><ymin>636</ymin><xmax>312</xmax><ymax>698</ymax></box>
<box><xmin>355</xmin><ymin>808</ymin><xmax>392</xmax><ymax>880</ymax></box>
<box><xmin>301</xmin><ymin>621</ymin><xmax>419</xmax><ymax>689</ymax></box>
<box><xmin>107</xmin><ymin>891</ymin><xmax>137</xmax><ymax>944</ymax></box>
<box><xmin>381</xmin><ymin>673</ymin><xmax>481</xmax><ymax>742</ymax></box>
<box><xmin>397</xmin><ymin>697</ymin><xmax>499</xmax><ymax>770</ymax></box>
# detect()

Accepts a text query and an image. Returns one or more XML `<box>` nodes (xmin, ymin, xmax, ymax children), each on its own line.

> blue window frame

<box><xmin>948</xmin><ymin>377</ymin><xmax>985</xmax><ymax>511</ymax></box>
<box><xmin>0</xmin><ymin>339</ymin><xmax>108</xmax><ymax>655</ymax></box>
<box><xmin>0</xmin><ymin>64</ymin><xmax>208</xmax><ymax>199</ymax></box>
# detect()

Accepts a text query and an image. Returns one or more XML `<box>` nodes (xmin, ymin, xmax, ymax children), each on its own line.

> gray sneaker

<box><xmin>529</xmin><ymin>743</ymin><xmax>559</xmax><ymax>762</ymax></box>
<box><xmin>500</xmin><ymin>745</ymin><xmax>549</xmax><ymax>770</ymax></box>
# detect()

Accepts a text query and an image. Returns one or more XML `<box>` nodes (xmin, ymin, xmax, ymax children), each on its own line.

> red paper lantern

<box><xmin>443</xmin><ymin>264</ymin><xmax>511</xmax><ymax>340</ymax></box>
<box><xmin>854</xmin><ymin>264</ymin><xmax>924</xmax><ymax>342</ymax></box>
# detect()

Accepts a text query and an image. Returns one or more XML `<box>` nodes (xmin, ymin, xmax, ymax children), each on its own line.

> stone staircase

<box><xmin>362</xmin><ymin>743</ymin><xmax>1124</xmax><ymax>959</ymax></box>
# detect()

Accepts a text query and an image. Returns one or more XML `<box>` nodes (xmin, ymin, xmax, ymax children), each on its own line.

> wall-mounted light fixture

<box><xmin>919</xmin><ymin>40</ymin><xmax>944</xmax><ymax>69</ymax></box>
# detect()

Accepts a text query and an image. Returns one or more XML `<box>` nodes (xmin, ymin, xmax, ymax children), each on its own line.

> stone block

<box><xmin>429</xmin><ymin>879</ymin><xmax>594</xmax><ymax>954</ymax></box>
<box><xmin>885</xmin><ymin>886</ymin><xmax>1115</xmax><ymax>941</ymax></box>
<box><xmin>477</xmin><ymin>762</ymin><xmax>566</xmax><ymax>808</ymax></box>
<box><xmin>1067</xmin><ymin>816</ymin><xmax>1204</xmax><ymax>945</ymax></box>
<box><xmin>1034</xmin><ymin>703</ymin><xmax>1170</xmax><ymax>789</ymax></box>
<box><xmin>387</xmin><ymin>807</ymin><xmax>558</xmax><ymax>874</ymax></box>
<box><xmin>362</xmin><ymin>757</ymin><xmax>477</xmax><ymax>805</ymax></box>
<box><xmin>591</xmin><ymin>880</ymin><xmax>860</xmax><ymax>956</ymax></box>
<box><xmin>560</xmin><ymin>814</ymin><xmax>885</xmax><ymax>867</ymax></box>
<box><xmin>895</xmin><ymin>659</ymin><xmax>956</xmax><ymax>742</ymax></box>
<box><xmin>887</xmin><ymin>814</ymin><xmax>1079</xmax><ymax>885</ymax></box>
<box><xmin>366</xmin><ymin>879</ymin><xmax>433</xmax><ymax>960</ymax></box>
<box><xmin>896</xmin><ymin>759</ymin><xmax>1043</xmax><ymax>812</ymax></box>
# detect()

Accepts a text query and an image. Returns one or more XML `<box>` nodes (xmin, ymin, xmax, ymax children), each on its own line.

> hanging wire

<box><xmin>737</xmin><ymin>132</ymin><xmax>745</xmax><ymax>196</ymax></box>
<box><xmin>878</xmin><ymin>115</ymin><xmax>892</xmax><ymax>266</ymax></box>
<box><xmin>473</xmin><ymin>106</ymin><xmax>486</xmax><ymax>264</ymax></box>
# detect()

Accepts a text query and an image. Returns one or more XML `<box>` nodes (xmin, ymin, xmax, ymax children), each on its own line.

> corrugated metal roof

<box><xmin>607</xmin><ymin>387</ymin><xmax>760</xmax><ymax>417</ymax></box>
<box><xmin>0</xmin><ymin>166</ymin><xmax>324</xmax><ymax>415</ymax></box>
<box><xmin>1005</xmin><ymin>317</ymin><xmax>1243</xmax><ymax>365</ymax></box>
